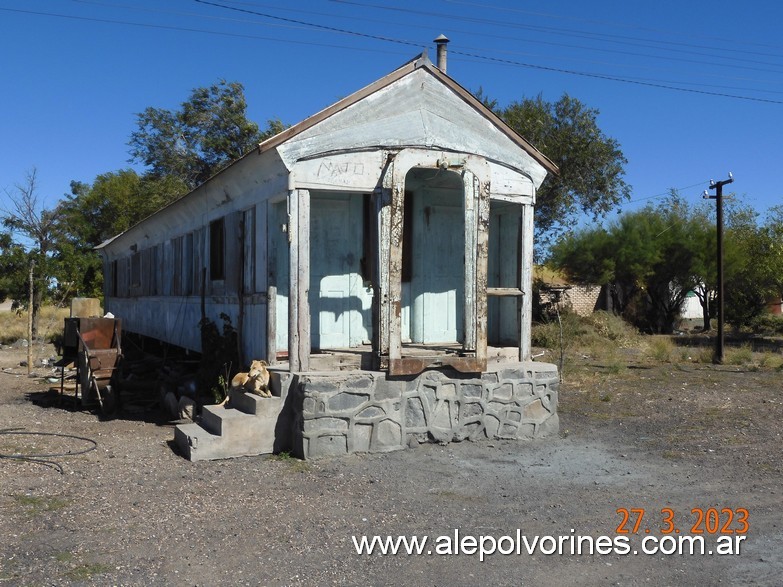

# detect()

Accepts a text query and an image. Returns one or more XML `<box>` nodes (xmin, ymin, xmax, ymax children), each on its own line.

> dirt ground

<box><xmin>1</xmin><ymin>342</ymin><xmax>781</xmax><ymax>586</ymax></box>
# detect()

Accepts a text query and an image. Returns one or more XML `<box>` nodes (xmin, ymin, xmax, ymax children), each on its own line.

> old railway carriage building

<box><xmin>98</xmin><ymin>45</ymin><xmax>561</xmax><ymax>459</ymax></box>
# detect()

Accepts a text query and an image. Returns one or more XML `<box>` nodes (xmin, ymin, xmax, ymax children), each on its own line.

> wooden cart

<box><xmin>60</xmin><ymin>317</ymin><xmax>122</xmax><ymax>415</ymax></box>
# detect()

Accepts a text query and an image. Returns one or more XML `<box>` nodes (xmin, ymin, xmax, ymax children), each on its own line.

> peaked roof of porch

<box><xmin>253</xmin><ymin>52</ymin><xmax>558</xmax><ymax>175</ymax></box>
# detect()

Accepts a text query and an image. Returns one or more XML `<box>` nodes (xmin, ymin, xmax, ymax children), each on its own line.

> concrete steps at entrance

<box><xmin>174</xmin><ymin>392</ymin><xmax>284</xmax><ymax>461</ymax></box>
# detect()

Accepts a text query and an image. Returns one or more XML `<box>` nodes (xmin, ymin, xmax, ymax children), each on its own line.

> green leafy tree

<box><xmin>53</xmin><ymin>170</ymin><xmax>189</xmax><ymax>300</ymax></box>
<box><xmin>60</xmin><ymin>170</ymin><xmax>187</xmax><ymax>248</ymax></box>
<box><xmin>0</xmin><ymin>231</ymin><xmax>28</xmax><ymax>304</ymax></box>
<box><xmin>550</xmin><ymin>192</ymin><xmax>783</xmax><ymax>333</ymax></box>
<box><xmin>128</xmin><ymin>79</ymin><xmax>284</xmax><ymax>189</ymax></box>
<box><xmin>686</xmin><ymin>206</ymin><xmax>717</xmax><ymax>331</ymax></box>
<box><xmin>723</xmin><ymin>204</ymin><xmax>783</xmax><ymax>325</ymax></box>
<box><xmin>56</xmin><ymin>80</ymin><xmax>286</xmax><ymax>302</ymax></box>
<box><xmin>549</xmin><ymin>195</ymin><xmax>711</xmax><ymax>333</ymax></box>
<box><xmin>488</xmin><ymin>92</ymin><xmax>630</xmax><ymax>238</ymax></box>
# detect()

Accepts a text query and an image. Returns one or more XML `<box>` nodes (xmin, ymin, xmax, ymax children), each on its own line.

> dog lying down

<box><xmin>230</xmin><ymin>360</ymin><xmax>272</xmax><ymax>398</ymax></box>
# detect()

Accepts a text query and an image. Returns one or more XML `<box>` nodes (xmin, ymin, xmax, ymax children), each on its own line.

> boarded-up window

<box><xmin>172</xmin><ymin>236</ymin><xmax>183</xmax><ymax>296</ymax></box>
<box><xmin>194</xmin><ymin>227</ymin><xmax>205</xmax><ymax>295</ymax></box>
<box><xmin>184</xmin><ymin>232</ymin><xmax>194</xmax><ymax>295</ymax></box>
<box><xmin>117</xmin><ymin>257</ymin><xmax>130</xmax><ymax>297</ymax></box>
<box><xmin>110</xmin><ymin>260</ymin><xmax>118</xmax><ymax>297</ymax></box>
<box><xmin>210</xmin><ymin>218</ymin><xmax>225</xmax><ymax>282</ymax></box>
<box><xmin>130</xmin><ymin>252</ymin><xmax>141</xmax><ymax>290</ymax></box>
<box><xmin>146</xmin><ymin>246</ymin><xmax>159</xmax><ymax>296</ymax></box>
<box><xmin>243</xmin><ymin>208</ymin><xmax>256</xmax><ymax>294</ymax></box>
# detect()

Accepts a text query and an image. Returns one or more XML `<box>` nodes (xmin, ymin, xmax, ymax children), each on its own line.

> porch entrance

<box><xmin>309</xmin><ymin>192</ymin><xmax>372</xmax><ymax>350</ymax></box>
<box><xmin>403</xmin><ymin>167</ymin><xmax>465</xmax><ymax>346</ymax></box>
<box><xmin>401</xmin><ymin>169</ymin><xmax>465</xmax><ymax>345</ymax></box>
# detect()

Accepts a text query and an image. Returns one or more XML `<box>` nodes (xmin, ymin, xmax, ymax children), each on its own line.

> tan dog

<box><xmin>230</xmin><ymin>360</ymin><xmax>271</xmax><ymax>398</ymax></box>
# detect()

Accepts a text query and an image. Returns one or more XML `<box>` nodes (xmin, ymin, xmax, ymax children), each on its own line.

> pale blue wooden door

<box><xmin>309</xmin><ymin>194</ymin><xmax>366</xmax><ymax>349</ymax></box>
<box><xmin>411</xmin><ymin>195</ymin><xmax>465</xmax><ymax>344</ymax></box>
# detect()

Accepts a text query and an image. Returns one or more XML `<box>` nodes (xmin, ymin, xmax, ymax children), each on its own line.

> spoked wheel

<box><xmin>95</xmin><ymin>382</ymin><xmax>120</xmax><ymax>417</ymax></box>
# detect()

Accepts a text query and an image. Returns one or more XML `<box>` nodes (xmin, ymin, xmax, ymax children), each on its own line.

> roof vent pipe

<box><xmin>434</xmin><ymin>34</ymin><xmax>449</xmax><ymax>73</ymax></box>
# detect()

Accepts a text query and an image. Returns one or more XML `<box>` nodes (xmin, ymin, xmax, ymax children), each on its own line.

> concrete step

<box><xmin>174</xmin><ymin>422</ymin><xmax>218</xmax><ymax>461</ymax></box>
<box><xmin>174</xmin><ymin>393</ymin><xmax>284</xmax><ymax>462</ymax></box>
<box><xmin>231</xmin><ymin>391</ymin><xmax>281</xmax><ymax>417</ymax></box>
<box><xmin>201</xmin><ymin>404</ymin><xmax>248</xmax><ymax>436</ymax></box>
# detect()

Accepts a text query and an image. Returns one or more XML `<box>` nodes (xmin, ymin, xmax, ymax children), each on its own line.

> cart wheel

<box><xmin>100</xmin><ymin>384</ymin><xmax>120</xmax><ymax>416</ymax></box>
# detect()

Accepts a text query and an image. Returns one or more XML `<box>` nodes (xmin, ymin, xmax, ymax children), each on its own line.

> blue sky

<box><xmin>2</xmin><ymin>0</ymin><xmax>781</xmax><ymax>228</ymax></box>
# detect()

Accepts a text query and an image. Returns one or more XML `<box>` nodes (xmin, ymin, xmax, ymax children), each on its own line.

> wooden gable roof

<box><xmin>256</xmin><ymin>53</ymin><xmax>558</xmax><ymax>176</ymax></box>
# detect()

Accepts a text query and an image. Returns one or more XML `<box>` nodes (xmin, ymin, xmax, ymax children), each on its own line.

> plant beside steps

<box><xmin>174</xmin><ymin>390</ymin><xmax>284</xmax><ymax>461</ymax></box>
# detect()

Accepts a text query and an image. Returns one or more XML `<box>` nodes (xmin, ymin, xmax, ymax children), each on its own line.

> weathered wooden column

<box><xmin>266</xmin><ymin>285</ymin><xmax>277</xmax><ymax>365</ymax></box>
<box><xmin>462</xmin><ymin>166</ymin><xmax>490</xmax><ymax>367</ymax></box>
<box><xmin>519</xmin><ymin>202</ymin><xmax>534</xmax><ymax>361</ymax></box>
<box><xmin>373</xmin><ymin>154</ymin><xmax>395</xmax><ymax>370</ymax></box>
<box><xmin>387</xmin><ymin>176</ymin><xmax>405</xmax><ymax>367</ymax></box>
<box><xmin>288</xmin><ymin>188</ymin><xmax>310</xmax><ymax>372</ymax></box>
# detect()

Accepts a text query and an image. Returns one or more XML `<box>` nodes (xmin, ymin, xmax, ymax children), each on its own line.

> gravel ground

<box><xmin>1</xmin><ymin>344</ymin><xmax>782</xmax><ymax>586</ymax></box>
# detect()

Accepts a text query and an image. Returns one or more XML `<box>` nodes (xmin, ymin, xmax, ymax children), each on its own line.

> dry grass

<box><xmin>0</xmin><ymin>305</ymin><xmax>70</xmax><ymax>345</ymax></box>
<box><xmin>646</xmin><ymin>336</ymin><xmax>676</xmax><ymax>363</ymax></box>
<box><xmin>535</xmin><ymin>313</ymin><xmax>783</xmax><ymax>381</ymax></box>
<box><xmin>725</xmin><ymin>344</ymin><xmax>754</xmax><ymax>366</ymax></box>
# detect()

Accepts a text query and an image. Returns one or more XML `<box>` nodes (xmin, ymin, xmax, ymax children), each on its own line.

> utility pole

<box><xmin>704</xmin><ymin>172</ymin><xmax>734</xmax><ymax>364</ymax></box>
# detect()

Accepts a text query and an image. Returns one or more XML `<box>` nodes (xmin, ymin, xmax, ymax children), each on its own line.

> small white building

<box><xmin>98</xmin><ymin>44</ymin><xmax>561</xmax><ymax>459</ymax></box>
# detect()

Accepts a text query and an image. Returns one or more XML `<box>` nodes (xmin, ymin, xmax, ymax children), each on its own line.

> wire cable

<box><xmin>0</xmin><ymin>429</ymin><xmax>98</xmax><ymax>475</ymax></box>
<box><xmin>450</xmin><ymin>49</ymin><xmax>783</xmax><ymax>105</ymax></box>
<box><xmin>4</xmin><ymin>3</ymin><xmax>782</xmax><ymax>104</ymax></box>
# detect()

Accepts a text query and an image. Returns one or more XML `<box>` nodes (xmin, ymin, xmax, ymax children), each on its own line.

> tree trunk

<box><xmin>31</xmin><ymin>284</ymin><xmax>43</xmax><ymax>340</ymax></box>
<box><xmin>701</xmin><ymin>300</ymin><xmax>711</xmax><ymax>332</ymax></box>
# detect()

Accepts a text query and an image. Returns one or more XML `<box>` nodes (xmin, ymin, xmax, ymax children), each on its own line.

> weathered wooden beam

<box><xmin>287</xmin><ymin>188</ymin><xmax>311</xmax><ymax>372</ymax></box>
<box><xmin>388</xmin><ymin>180</ymin><xmax>404</xmax><ymax>364</ymax></box>
<box><xmin>475</xmin><ymin>173</ymin><xmax>490</xmax><ymax>368</ymax></box>
<box><xmin>487</xmin><ymin>287</ymin><xmax>524</xmax><ymax>297</ymax></box>
<box><xmin>296</xmin><ymin>190</ymin><xmax>311</xmax><ymax>372</ymax></box>
<box><xmin>519</xmin><ymin>203</ymin><xmax>534</xmax><ymax>361</ymax></box>
<box><xmin>375</xmin><ymin>154</ymin><xmax>395</xmax><ymax>368</ymax></box>
<box><xmin>463</xmin><ymin>170</ymin><xmax>478</xmax><ymax>352</ymax></box>
<box><xmin>463</xmin><ymin>161</ymin><xmax>490</xmax><ymax>366</ymax></box>
<box><xmin>267</xmin><ymin>285</ymin><xmax>277</xmax><ymax>365</ymax></box>
<box><xmin>287</xmin><ymin>190</ymin><xmax>299</xmax><ymax>372</ymax></box>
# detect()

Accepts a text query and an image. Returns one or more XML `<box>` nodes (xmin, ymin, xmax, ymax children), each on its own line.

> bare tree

<box><xmin>2</xmin><ymin>168</ymin><xmax>60</xmax><ymax>337</ymax></box>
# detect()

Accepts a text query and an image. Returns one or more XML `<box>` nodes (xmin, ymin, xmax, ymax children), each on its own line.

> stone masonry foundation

<box><xmin>290</xmin><ymin>361</ymin><xmax>559</xmax><ymax>459</ymax></box>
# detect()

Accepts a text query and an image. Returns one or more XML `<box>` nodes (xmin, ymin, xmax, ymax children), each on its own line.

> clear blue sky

<box><xmin>2</xmin><ymin>0</ymin><xmax>781</xmax><ymax>227</ymax></box>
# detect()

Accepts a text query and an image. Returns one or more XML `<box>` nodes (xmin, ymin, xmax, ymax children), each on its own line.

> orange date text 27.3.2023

<box><xmin>616</xmin><ymin>508</ymin><xmax>749</xmax><ymax>535</ymax></box>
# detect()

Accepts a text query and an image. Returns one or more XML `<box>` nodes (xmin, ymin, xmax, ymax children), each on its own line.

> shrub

<box><xmin>583</xmin><ymin>311</ymin><xmax>640</xmax><ymax>347</ymax></box>
<box><xmin>531</xmin><ymin>311</ymin><xmax>640</xmax><ymax>358</ymax></box>
<box><xmin>647</xmin><ymin>337</ymin><xmax>675</xmax><ymax>363</ymax></box>
<box><xmin>726</xmin><ymin>344</ymin><xmax>754</xmax><ymax>366</ymax></box>
<box><xmin>758</xmin><ymin>352</ymin><xmax>783</xmax><ymax>370</ymax></box>
<box><xmin>748</xmin><ymin>314</ymin><xmax>783</xmax><ymax>336</ymax></box>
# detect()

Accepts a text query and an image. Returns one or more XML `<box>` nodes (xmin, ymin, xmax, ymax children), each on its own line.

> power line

<box><xmin>330</xmin><ymin>0</ymin><xmax>783</xmax><ymax>66</ymax></box>
<box><xmin>4</xmin><ymin>2</ymin><xmax>782</xmax><ymax>105</ymax></box>
<box><xmin>625</xmin><ymin>181</ymin><xmax>710</xmax><ymax>204</ymax></box>
<box><xmin>193</xmin><ymin>0</ymin><xmax>423</xmax><ymax>48</ymax></box>
<box><xmin>0</xmin><ymin>6</ymin><xmax>412</xmax><ymax>55</ymax></box>
<box><xmin>194</xmin><ymin>0</ymin><xmax>783</xmax><ymax>103</ymax></box>
<box><xmin>453</xmin><ymin>48</ymin><xmax>783</xmax><ymax>95</ymax></box>
<box><xmin>440</xmin><ymin>0</ymin><xmax>783</xmax><ymax>58</ymax></box>
<box><xmin>451</xmin><ymin>49</ymin><xmax>783</xmax><ymax>105</ymax></box>
<box><xmin>79</xmin><ymin>0</ymin><xmax>783</xmax><ymax>83</ymax></box>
